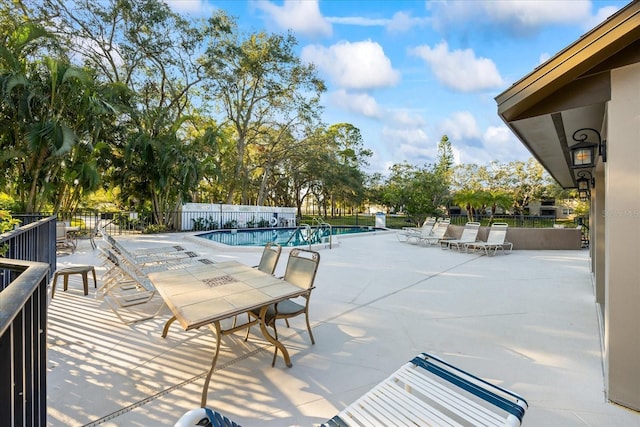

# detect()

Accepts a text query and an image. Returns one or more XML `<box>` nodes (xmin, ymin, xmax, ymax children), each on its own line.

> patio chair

<box><xmin>417</xmin><ymin>218</ymin><xmax>451</xmax><ymax>246</ymax></box>
<box><xmin>254</xmin><ymin>242</ymin><xmax>282</xmax><ymax>275</ymax></box>
<box><xmin>322</xmin><ymin>352</ymin><xmax>528</xmax><ymax>427</ymax></box>
<box><xmin>397</xmin><ymin>217</ymin><xmax>436</xmax><ymax>242</ymax></box>
<box><xmin>246</xmin><ymin>248</ymin><xmax>320</xmax><ymax>366</ymax></box>
<box><xmin>56</xmin><ymin>222</ymin><xmax>76</xmax><ymax>253</ymax></box>
<box><xmin>464</xmin><ymin>222</ymin><xmax>513</xmax><ymax>256</ymax></box>
<box><xmin>440</xmin><ymin>221</ymin><xmax>481</xmax><ymax>251</ymax></box>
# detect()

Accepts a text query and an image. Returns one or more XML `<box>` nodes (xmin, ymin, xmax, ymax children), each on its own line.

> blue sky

<box><xmin>166</xmin><ymin>0</ymin><xmax>629</xmax><ymax>175</ymax></box>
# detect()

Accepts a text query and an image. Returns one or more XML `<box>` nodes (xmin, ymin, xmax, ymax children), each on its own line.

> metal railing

<box><xmin>0</xmin><ymin>217</ymin><xmax>54</xmax><ymax>427</ymax></box>
<box><xmin>10</xmin><ymin>211</ymin><xmax>561</xmax><ymax>238</ymax></box>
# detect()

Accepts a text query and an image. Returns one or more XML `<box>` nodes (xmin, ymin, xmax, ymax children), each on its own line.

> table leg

<box><xmin>258</xmin><ymin>305</ymin><xmax>292</xmax><ymax>368</ymax></box>
<box><xmin>200</xmin><ymin>320</ymin><xmax>222</xmax><ymax>408</ymax></box>
<box><xmin>161</xmin><ymin>315</ymin><xmax>178</xmax><ymax>338</ymax></box>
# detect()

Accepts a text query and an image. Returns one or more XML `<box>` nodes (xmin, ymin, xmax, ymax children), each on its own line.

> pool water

<box><xmin>197</xmin><ymin>226</ymin><xmax>381</xmax><ymax>247</ymax></box>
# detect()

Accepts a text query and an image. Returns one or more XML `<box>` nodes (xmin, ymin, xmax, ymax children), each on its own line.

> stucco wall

<box><xmin>446</xmin><ymin>224</ymin><xmax>582</xmax><ymax>250</ymax></box>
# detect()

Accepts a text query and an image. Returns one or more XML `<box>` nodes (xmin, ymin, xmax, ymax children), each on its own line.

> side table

<box><xmin>51</xmin><ymin>266</ymin><xmax>97</xmax><ymax>298</ymax></box>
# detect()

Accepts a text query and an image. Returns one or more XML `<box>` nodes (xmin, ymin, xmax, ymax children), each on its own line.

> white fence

<box><xmin>181</xmin><ymin>203</ymin><xmax>297</xmax><ymax>231</ymax></box>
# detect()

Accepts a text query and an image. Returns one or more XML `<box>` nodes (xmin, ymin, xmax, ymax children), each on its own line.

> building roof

<box><xmin>495</xmin><ymin>0</ymin><xmax>640</xmax><ymax>188</ymax></box>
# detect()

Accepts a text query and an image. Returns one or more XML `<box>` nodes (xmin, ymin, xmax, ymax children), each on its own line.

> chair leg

<box><xmin>305</xmin><ymin>311</ymin><xmax>315</xmax><ymax>345</ymax></box>
<box><xmin>271</xmin><ymin>322</ymin><xmax>279</xmax><ymax>367</ymax></box>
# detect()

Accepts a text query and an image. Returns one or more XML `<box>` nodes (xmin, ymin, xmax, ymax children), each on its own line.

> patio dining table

<box><xmin>147</xmin><ymin>261</ymin><xmax>309</xmax><ymax>407</ymax></box>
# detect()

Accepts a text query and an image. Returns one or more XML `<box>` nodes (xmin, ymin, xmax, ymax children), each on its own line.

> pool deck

<box><xmin>47</xmin><ymin>231</ymin><xmax>640</xmax><ymax>426</ymax></box>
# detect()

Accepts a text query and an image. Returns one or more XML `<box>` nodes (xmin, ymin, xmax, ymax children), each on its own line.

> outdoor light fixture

<box><xmin>576</xmin><ymin>170</ymin><xmax>593</xmax><ymax>202</ymax></box>
<box><xmin>570</xmin><ymin>128</ymin><xmax>601</xmax><ymax>168</ymax></box>
<box><xmin>600</xmin><ymin>138</ymin><xmax>607</xmax><ymax>163</ymax></box>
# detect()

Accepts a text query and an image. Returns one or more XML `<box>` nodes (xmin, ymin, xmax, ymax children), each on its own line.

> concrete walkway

<box><xmin>47</xmin><ymin>231</ymin><xmax>640</xmax><ymax>426</ymax></box>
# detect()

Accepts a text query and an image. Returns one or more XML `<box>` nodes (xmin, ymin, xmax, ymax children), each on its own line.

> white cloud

<box><xmin>451</xmin><ymin>125</ymin><xmax>531</xmax><ymax>166</ymax></box>
<box><xmin>409</xmin><ymin>41</ymin><xmax>504</xmax><ymax>92</ymax></box>
<box><xmin>301</xmin><ymin>40</ymin><xmax>400</xmax><ymax>90</ymax></box>
<box><xmin>439</xmin><ymin>111</ymin><xmax>482</xmax><ymax>141</ymax></box>
<box><xmin>330</xmin><ymin>90</ymin><xmax>383</xmax><ymax>118</ymax></box>
<box><xmin>539</xmin><ymin>52</ymin><xmax>551</xmax><ymax>65</ymax></box>
<box><xmin>386</xmin><ymin>11</ymin><xmax>429</xmax><ymax>33</ymax></box>
<box><xmin>429</xmin><ymin>0</ymin><xmax>593</xmax><ymax>36</ymax></box>
<box><xmin>482</xmin><ymin>1</ymin><xmax>591</xmax><ymax>28</ymax></box>
<box><xmin>165</xmin><ymin>0</ymin><xmax>212</xmax><ymax>15</ymax></box>
<box><xmin>382</xmin><ymin>127</ymin><xmax>429</xmax><ymax>146</ymax></box>
<box><xmin>390</xmin><ymin>110</ymin><xmax>426</xmax><ymax>128</ymax></box>
<box><xmin>382</xmin><ymin>126</ymin><xmax>432</xmax><ymax>164</ymax></box>
<box><xmin>584</xmin><ymin>5</ymin><xmax>621</xmax><ymax>31</ymax></box>
<box><xmin>254</xmin><ymin>0</ymin><xmax>332</xmax><ymax>38</ymax></box>
<box><xmin>482</xmin><ymin>125</ymin><xmax>531</xmax><ymax>162</ymax></box>
<box><xmin>326</xmin><ymin>16</ymin><xmax>388</xmax><ymax>26</ymax></box>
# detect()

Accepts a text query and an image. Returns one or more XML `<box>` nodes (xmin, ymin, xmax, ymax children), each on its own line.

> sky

<box><xmin>165</xmin><ymin>0</ymin><xmax>629</xmax><ymax>175</ymax></box>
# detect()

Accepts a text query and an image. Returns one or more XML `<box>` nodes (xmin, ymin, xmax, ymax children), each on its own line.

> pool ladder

<box><xmin>286</xmin><ymin>218</ymin><xmax>333</xmax><ymax>249</ymax></box>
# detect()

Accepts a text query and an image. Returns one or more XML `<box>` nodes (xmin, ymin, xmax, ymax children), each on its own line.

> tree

<box><xmin>0</xmin><ymin>12</ymin><xmax>119</xmax><ymax>212</ymax></box>
<box><xmin>203</xmin><ymin>29</ymin><xmax>325</xmax><ymax>205</ymax></box>
<box><xmin>319</xmin><ymin>123</ymin><xmax>371</xmax><ymax>216</ymax></box>
<box><xmin>42</xmin><ymin>0</ymin><xmax>233</xmax><ymax>224</ymax></box>
<box><xmin>378</xmin><ymin>162</ymin><xmax>448</xmax><ymax>225</ymax></box>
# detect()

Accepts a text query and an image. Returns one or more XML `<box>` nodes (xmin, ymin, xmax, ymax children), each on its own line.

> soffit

<box><xmin>510</xmin><ymin>103</ymin><xmax>605</xmax><ymax>188</ymax></box>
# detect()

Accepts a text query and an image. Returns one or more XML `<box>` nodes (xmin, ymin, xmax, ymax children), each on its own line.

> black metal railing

<box><xmin>1</xmin><ymin>260</ymin><xmax>51</xmax><ymax>426</ymax></box>
<box><xmin>10</xmin><ymin>211</ymin><xmax>560</xmax><ymax>239</ymax></box>
<box><xmin>1</xmin><ymin>216</ymin><xmax>55</xmax><ymax>427</ymax></box>
<box><xmin>2</xmin><ymin>216</ymin><xmax>56</xmax><ymax>277</ymax></box>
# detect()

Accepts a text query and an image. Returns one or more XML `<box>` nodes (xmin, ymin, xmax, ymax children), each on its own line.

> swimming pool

<box><xmin>196</xmin><ymin>226</ymin><xmax>382</xmax><ymax>247</ymax></box>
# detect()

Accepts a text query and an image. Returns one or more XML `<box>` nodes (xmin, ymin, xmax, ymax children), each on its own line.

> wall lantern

<box><xmin>570</xmin><ymin>128</ymin><xmax>601</xmax><ymax>168</ymax></box>
<box><xmin>576</xmin><ymin>170</ymin><xmax>593</xmax><ymax>202</ymax></box>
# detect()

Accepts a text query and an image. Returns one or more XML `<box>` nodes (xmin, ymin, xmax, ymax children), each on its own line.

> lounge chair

<box><xmin>397</xmin><ymin>217</ymin><xmax>436</xmax><ymax>242</ymax></box>
<box><xmin>176</xmin><ymin>352</ymin><xmax>528</xmax><ymax>427</ymax></box>
<box><xmin>417</xmin><ymin>218</ymin><xmax>451</xmax><ymax>246</ymax></box>
<box><xmin>96</xmin><ymin>247</ymin><xmax>162</xmax><ymax>324</ymax></box>
<box><xmin>464</xmin><ymin>222</ymin><xmax>513</xmax><ymax>256</ymax></box>
<box><xmin>440</xmin><ymin>221</ymin><xmax>481</xmax><ymax>251</ymax></box>
<box><xmin>101</xmin><ymin>233</ymin><xmax>200</xmax><ymax>266</ymax></box>
<box><xmin>323</xmin><ymin>352</ymin><xmax>528</xmax><ymax>427</ymax></box>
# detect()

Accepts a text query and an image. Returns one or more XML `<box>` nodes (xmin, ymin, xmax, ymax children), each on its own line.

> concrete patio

<box><xmin>47</xmin><ymin>231</ymin><xmax>640</xmax><ymax>426</ymax></box>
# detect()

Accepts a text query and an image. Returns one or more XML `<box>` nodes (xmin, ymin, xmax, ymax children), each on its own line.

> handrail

<box><xmin>0</xmin><ymin>259</ymin><xmax>50</xmax><ymax>426</ymax></box>
<box><xmin>285</xmin><ymin>221</ymin><xmax>333</xmax><ymax>249</ymax></box>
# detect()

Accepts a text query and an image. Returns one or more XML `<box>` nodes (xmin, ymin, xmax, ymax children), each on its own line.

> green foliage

<box><xmin>142</xmin><ymin>224</ymin><xmax>168</xmax><ymax>234</ymax></box>
<box><xmin>0</xmin><ymin>193</ymin><xmax>18</xmax><ymax>211</ymax></box>
<box><xmin>376</xmin><ymin>162</ymin><xmax>448</xmax><ymax>225</ymax></box>
<box><xmin>222</xmin><ymin>219</ymin><xmax>238</xmax><ymax>229</ymax></box>
<box><xmin>0</xmin><ymin>209</ymin><xmax>20</xmax><ymax>233</ymax></box>
<box><xmin>0</xmin><ymin>209</ymin><xmax>21</xmax><ymax>255</ymax></box>
<box><xmin>191</xmin><ymin>216</ymin><xmax>219</xmax><ymax>231</ymax></box>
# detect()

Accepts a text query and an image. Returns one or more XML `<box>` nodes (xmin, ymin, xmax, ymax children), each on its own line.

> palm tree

<box><xmin>1</xmin><ymin>20</ymin><xmax>120</xmax><ymax>212</ymax></box>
